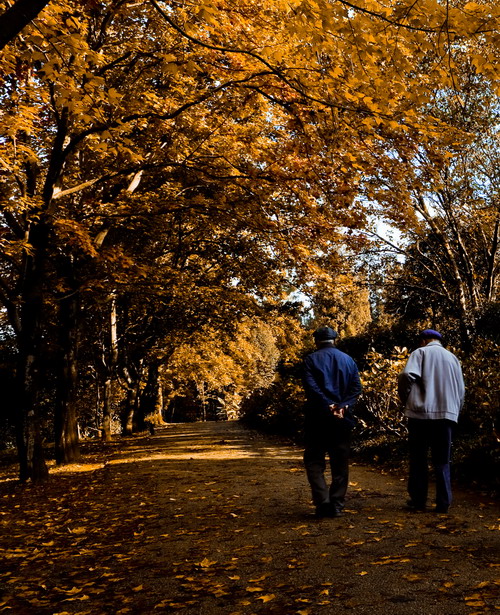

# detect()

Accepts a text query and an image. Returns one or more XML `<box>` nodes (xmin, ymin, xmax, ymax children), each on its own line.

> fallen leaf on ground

<box><xmin>257</xmin><ymin>594</ymin><xmax>275</xmax><ymax>602</ymax></box>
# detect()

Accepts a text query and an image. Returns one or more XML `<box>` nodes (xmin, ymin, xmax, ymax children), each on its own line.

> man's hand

<box><xmin>330</xmin><ymin>404</ymin><xmax>347</xmax><ymax>418</ymax></box>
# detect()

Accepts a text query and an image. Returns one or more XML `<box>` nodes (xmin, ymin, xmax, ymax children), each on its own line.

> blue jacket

<box><xmin>303</xmin><ymin>345</ymin><xmax>362</xmax><ymax>427</ymax></box>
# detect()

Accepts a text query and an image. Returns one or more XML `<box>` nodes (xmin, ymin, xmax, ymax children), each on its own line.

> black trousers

<box><xmin>303</xmin><ymin>420</ymin><xmax>352</xmax><ymax>508</ymax></box>
<box><xmin>408</xmin><ymin>418</ymin><xmax>454</xmax><ymax>510</ymax></box>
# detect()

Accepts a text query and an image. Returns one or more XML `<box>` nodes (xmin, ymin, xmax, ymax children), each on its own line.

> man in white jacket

<box><xmin>398</xmin><ymin>329</ymin><xmax>465</xmax><ymax>513</ymax></box>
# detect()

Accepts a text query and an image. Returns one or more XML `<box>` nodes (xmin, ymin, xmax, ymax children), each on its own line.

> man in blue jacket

<box><xmin>302</xmin><ymin>326</ymin><xmax>362</xmax><ymax>518</ymax></box>
<box><xmin>398</xmin><ymin>329</ymin><xmax>465</xmax><ymax>513</ymax></box>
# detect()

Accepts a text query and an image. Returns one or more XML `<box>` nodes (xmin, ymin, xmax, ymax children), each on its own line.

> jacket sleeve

<box><xmin>457</xmin><ymin>361</ymin><xmax>466</xmax><ymax>410</ymax></box>
<box><xmin>398</xmin><ymin>350</ymin><xmax>422</xmax><ymax>405</ymax></box>
<box><xmin>302</xmin><ymin>357</ymin><xmax>333</xmax><ymax>412</ymax></box>
<box><xmin>343</xmin><ymin>362</ymin><xmax>362</xmax><ymax>408</ymax></box>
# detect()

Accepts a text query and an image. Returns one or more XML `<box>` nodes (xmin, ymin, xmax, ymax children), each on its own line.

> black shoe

<box><xmin>315</xmin><ymin>503</ymin><xmax>341</xmax><ymax>518</ymax></box>
<box><xmin>405</xmin><ymin>499</ymin><xmax>427</xmax><ymax>512</ymax></box>
<box><xmin>433</xmin><ymin>506</ymin><xmax>449</xmax><ymax>514</ymax></box>
<box><xmin>331</xmin><ymin>502</ymin><xmax>344</xmax><ymax>517</ymax></box>
<box><xmin>315</xmin><ymin>503</ymin><xmax>332</xmax><ymax>518</ymax></box>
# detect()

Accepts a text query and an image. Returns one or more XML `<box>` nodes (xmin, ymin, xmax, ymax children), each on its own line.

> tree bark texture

<box><xmin>101</xmin><ymin>297</ymin><xmax>118</xmax><ymax>442</ymax></box>
<box><xmin>154</xmin><ymin>379</ymin><xmax>164</xmax><ymax>423</ymax></box>
<box><xmin>15</xmin><ymin>220</ymin><xmax>50</xmax><ymax>483</ymax></box>
<box><xmin>0</xmin><ymin>0</ymin><xmax>51</xmax><ymax>50</ymax></box>
<box><xmin>138</xmin><ymin>362</ymin><xmax>164</xmax><ymax>431</ymax></box>
<box><xmin>122</xmin><ymin>384</ymin><xmax>139</xmax><ymax>436</ymax></box>
<box><xmin>54</xmin><ymin>280</ymin><xmax>81</xmax><ymax>465</ymax></box>
<box><xmin>101</xmin><ymin>377</ymin><xmax>113</xmax><ymax>442</ymax></box>
<box><xmin>120</xmin><ymin>360</ymin><xmax>143</xmax><ymax>435</ymax></box>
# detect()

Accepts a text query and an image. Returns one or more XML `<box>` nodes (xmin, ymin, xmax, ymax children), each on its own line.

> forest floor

<box><xmin>1</xmin><ymin>421</ymin><xmax>499</xmax><ymax>615</ymax></box>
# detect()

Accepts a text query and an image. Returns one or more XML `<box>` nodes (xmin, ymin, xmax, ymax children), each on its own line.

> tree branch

<box><xmin>64</xmin><ymin>71</ymin><xmax>274</xmax><ymax>157</ymax></box>
<box><xmin>149</xmin><ymin>0</ymin><xmax>378</xmax><ymax>117</ymax></box>
<box><xmin>334</xmin><ymin>0</ymin><xmax>495</xmax><ymax>35</ymax></box>
<box><xmin>0</xmin><ymin>0</ymin><xmax>50</xmax><ymax>51</ymax></box>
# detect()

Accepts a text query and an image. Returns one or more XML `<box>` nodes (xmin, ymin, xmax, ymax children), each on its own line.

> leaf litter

<box><xmin>0</xmin><ymin>421</ymin><xmax>499</xmax><ymax>614</ymax></box>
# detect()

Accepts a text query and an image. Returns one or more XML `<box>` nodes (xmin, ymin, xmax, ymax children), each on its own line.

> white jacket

<box><xmin>398</xmin><ymin>341</ymin><xmax>465</xmax><ymax>422</ymax></box>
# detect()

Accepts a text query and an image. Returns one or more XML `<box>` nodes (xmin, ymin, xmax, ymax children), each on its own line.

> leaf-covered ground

<box><xmin>1</xmin><ymin>421</ymin><xmax>499</xmax><ymax>615</ymax></box>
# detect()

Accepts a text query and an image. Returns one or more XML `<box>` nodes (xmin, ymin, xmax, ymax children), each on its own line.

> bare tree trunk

<box><xmin>485</xmin><ymin>214</ymin><xmax>500</xmax><ymax>302</ymax></box>
<box><xmin>101</xmin><ymin>296</ymin><xmax>118</xmax><ymax>442</ymax></box>
<box><xmin>120</xmin><ymin>361</ymin><xmax>143</xmax><ymax>435</ymax></box>
<box><xmin>122</xmin><ymin>384</ymin><xmax>139</xmax><ymax>436</ymax></box>
<box><xmin>15</xmin><ymin>353</ymin><xmax>46</xmax><ymax>483</ymax></box>
<box><xmin>101</xmin><ymin>377</ymin><xmax>113</xmax><ymax>442</ymax></box>
<box><xmin>139</xmin><ymin>362</ymin><xmax>164</xmax><ymax>433</ymax></box>
<box><xmin>15</xmin><ymin>361</ymin><xmax>48</xmax><ymax>484</ymax></box>
<box><xmin>15</xmin><ymin>220</ymin><xmax>49</xmax><ymax>483</ymax></box>
<box><xmin>0</xmin><ymin>0</ymin><xmax>51</xmax><ymax>51</ymax></box>
<box><xmin>141</xmin><ymin>362</ymin><xmax>163</xmax><ymax>419</ymax></box>
<box><xmin>154</xmin><ymin>379</ymin><xmax>164</xmax><ymax>424</ymax></box>
<box><xmin>54</xmin><ymin>284</ymin><xmax>81</xmax><ymax>464</ymax></box>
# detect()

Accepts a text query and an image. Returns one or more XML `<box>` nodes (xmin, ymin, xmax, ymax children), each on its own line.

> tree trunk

<box><xmin>15</xmin><ymin>403</ymin><xmax>48</xmax><ymax>484</ymax></box>
<box><xmin>139</xmin><ymin>362</ymin><xmax>164</xmax><ymax>433</ymax></box>
<box><xmin>122</xmin><ymin>384</ymin><xmax>139</xmax><ymax>436</ymax></box>
<box><xmin>0</xmin><ymin>0</ymin><xmax>51</xmax><ymax>51</ymax></box>
<box><xmin>101</xmin><ymin>377</ymin><xmax>113</xmax><ymax>442</ymax></box>
<box><xmin>15</xmin><ymin>351</ymin><xmax>48</xmax><ymax>484</ymax></box>
<box><xmin>485</xmin><ymin>215</ymin><xmax>500</xmax><ymax>303</ymax></box>
<box><xmin>140</xmin><ymin>362</ymin><xmax>163</xmax><ymax>421</ymax></box>
<box><xmin>154</xmin><ymin>379</ymin><xmax>164</xmax><ymax>424</ymax></box>
<box><xmin>54</xmin><ymin>285</ymin><xmax>81</xmax><ymax>464</ymax></box>
<box><xmin>15</xmin><ymin>220</ymin><xmax>50</xmax><ymax>483</ymax></box>
<box><xmin>120</xmin><ymin>360</ymin><xmax>143</xmax><ymax>434</ymax></box>
<box><xmin>101</xmin><ymin>296</ymin><xmax>118</xmax><ymax>442</ymax></box>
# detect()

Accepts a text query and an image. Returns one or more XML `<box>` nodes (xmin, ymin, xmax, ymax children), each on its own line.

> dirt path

<box><xmin>1</xmin><ymin>421</ymin><xmax>499</xmax><ymax>615</ymax></box>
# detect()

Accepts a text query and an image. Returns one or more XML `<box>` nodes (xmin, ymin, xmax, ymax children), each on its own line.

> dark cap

<box><xmin>419</xmin><ymin>329</ymin><xmax>443</xmax><ymax>340</ymax></box>
<box><xmin>313</xmin><ymin>326</ymin><xmax>338</xmax><ymax>341</ymax></box>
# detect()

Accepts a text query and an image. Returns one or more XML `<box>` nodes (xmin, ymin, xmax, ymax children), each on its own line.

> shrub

<box><xmin>356</xmin><ymin>347</ymin><xmax>410</xmax><ymax>439</ymax></box>
<box><xmin>240</xmin><ymin>374</ymin><xmax>306</xmax><ymax>441</ymax></box>
<box><xmin>454</xmin><ymin>341</ymin><xmax>500</xmax><ymax>493</ymax></box>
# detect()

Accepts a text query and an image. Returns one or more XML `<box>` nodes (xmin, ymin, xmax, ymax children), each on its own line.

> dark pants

<box><xmin>408</xmin><ymin>418</ymin><xmax>454</xmax><ymax>510</ymax></box>
<box><xmin>304</xmin><ymin>421</ymin><xmax>351</xmax><ymax>509</ymax></box>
